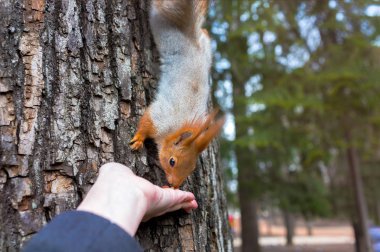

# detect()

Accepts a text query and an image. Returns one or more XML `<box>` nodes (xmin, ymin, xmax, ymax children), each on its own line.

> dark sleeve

<box><xmin>23</xmin><ymin>211</ymin><xmax>143</xmax><ymax>252</ymax></box>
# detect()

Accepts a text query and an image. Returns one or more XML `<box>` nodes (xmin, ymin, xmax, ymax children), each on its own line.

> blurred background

<box><xmin>208</xmin><ymin>0</ymin><xmax>380</xmax><ymax>251</ymax></box>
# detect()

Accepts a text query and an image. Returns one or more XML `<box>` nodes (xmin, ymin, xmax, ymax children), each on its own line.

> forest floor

<box><xmin>233</xmin><ymin>219</ymin><xmax>354</xmax><ymax>252</ymax></box>
<box><xmin>235</xmin><ymin>240</ymin><xmax>354</xmax><ymax>252</ymax></box>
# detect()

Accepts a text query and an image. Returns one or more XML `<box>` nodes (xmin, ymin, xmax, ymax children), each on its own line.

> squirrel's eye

<box><xmin>169</xmin><ymin>157</ymin><xmax>175</xmax><ymax>167</ymax></box>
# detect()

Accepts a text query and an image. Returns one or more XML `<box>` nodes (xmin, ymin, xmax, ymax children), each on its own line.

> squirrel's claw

<box><xmin>129</xmin><ymin>134</ymin><xmax>144</xmax><ymax>150</ymax></box>
<box><xmin>130</xmin><ymin>141</ymin><xmax>143</xmax><ymax>150</ymax></box>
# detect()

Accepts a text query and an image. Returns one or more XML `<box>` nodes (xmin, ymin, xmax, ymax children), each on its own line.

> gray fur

<box><xmin>149</xmin><ymin>2</ymin><xmax>212</xmax><ymax>142</ymax></box>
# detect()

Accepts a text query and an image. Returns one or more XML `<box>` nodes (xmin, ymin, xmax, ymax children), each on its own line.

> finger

<box><xmin>153</xmin><ymin>188</ymin><xmax>193</xmax><ymax>209</ymax></box>
<box><xmin>143</xmin><ymin>198</ymin><xmax>198</xmax><ymax>222</ymax></box>
<box><xmin>143</xmin><ymin>188</ymin><xmax>197</xmax><ymax>221</ymax></box>
<box><xmin>164</xmin><ymin>199</ymin><xmax>198</xmax><ymax>214</ymax></box>
<box><xmin>99</xmin><ymin>162</ymin><xmax>134</xmax><ymax>176</ymax></box>
<box><xmin>160</xmin><ymin>188</ymin><xmax>195</xmax><ymax>203</ymax></box>
<box><xmin>184</xmin><ymin>200</ymin><xmax>198</xmax><ymax>213</ymax></box>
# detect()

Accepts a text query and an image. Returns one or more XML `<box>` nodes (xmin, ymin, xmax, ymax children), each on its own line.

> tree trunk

<box><xmin>283</xmin><ymin>210</ymin><xmax>295</xmax><ymax>246</ymax></box>
<box><xmin>238</xmin><ymin>184</ymin><xmax>260</xmax><ymax>252</ymax></box>
<box><xmin>266</xmin><ymin>210</ymin><xmax>273</xmax><ymax>236</ymax></box>
<box><xmin>0</xmin><ymin>0</ymin><xmax>232</xmax><ymax>251</ymax></box>
<box><xmin>376</xmin><ymin>200</ymin><xmax>380</xmax><ymax>225</ymax></box>
<box><xmin>352</xmin><ymin>221</ymin><xmax>362</xmax><ymax>252</ymax></box>
<box><xmin>233</xmin><ymin>82</ymin><xmax>260</xmax><ymax>251</ymax></box>
<box><xmin>345</xmin><ymin>129</ymin><xmax>372</xmax><ymax>252</ymax></box>
<box><xmin>305</xmin><ymin>219</ymin><xmax>313</xmax><ymax>236</ymax></box>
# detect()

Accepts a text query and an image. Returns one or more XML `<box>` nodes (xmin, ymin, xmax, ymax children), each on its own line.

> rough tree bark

<box><xmin>0</xmin><ymin>0</ymin><xmax>232</xmax><ymax>251</ymax></box>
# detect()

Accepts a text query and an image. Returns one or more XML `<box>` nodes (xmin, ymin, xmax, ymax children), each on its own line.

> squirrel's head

<box><xmin>158</xmin><ymin>111</ymin><xmax>225</xmax><ymax>188</ymax></box>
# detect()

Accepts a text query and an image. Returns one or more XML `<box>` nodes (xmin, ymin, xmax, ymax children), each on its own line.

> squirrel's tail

<box><xmin>150</xmin><ymin>0</ymin><xmax>208</xmax><ymax>46</ymax></box>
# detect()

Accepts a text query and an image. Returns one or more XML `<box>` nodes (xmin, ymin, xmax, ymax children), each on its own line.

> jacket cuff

<box><xmin>23</xmin><ymin>211</ymin><xmax>143</xmax><ymax>252</ymax></box>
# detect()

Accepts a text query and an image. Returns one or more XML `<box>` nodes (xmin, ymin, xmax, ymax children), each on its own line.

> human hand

<box><xmin>77</xmin><ymin>162</ymin><xmax>198</xmax><ymax>236</ymax></box>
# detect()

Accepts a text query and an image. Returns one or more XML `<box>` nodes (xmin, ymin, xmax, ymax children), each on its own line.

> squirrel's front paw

<box><xmin>129</xmin><ymin>134</ymin><xmax>144</xmax><ymax>150</ymax></box>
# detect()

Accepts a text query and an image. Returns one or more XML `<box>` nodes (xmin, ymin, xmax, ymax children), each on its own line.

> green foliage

<box><xmin>275</xmin><ymin>172</ymin><xmax>331</xmax><ymax>218</ymax></box>
<box><xmin>211</xmin><ymin>0</ymin><xmax>380</xmax><ymax>220</ymax></box>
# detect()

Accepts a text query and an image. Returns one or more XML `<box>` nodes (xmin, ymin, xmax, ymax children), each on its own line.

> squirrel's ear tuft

<box><xmin>182</xmin><ymin>109</ymin><xmax>219</xmax><ymax>146</ymax></box>
<box><xmin>174</xmin><ymin>131</ymin><xmax>192</xmax><ymax>145</ymax></box>
<box><xmin>195</xmin><ymin>116</ymin><xmax>225</xmax><ymax>153</ymax></box>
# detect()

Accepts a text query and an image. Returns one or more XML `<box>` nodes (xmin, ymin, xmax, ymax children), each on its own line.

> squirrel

<box><xmin>130</xmin><ymin>0</ymin><xmax>225</xmax><ymax>189</ymax></box>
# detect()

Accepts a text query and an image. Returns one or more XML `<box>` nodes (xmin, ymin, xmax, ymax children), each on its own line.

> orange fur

<box><xmin>195</xmin><ymin>116</ymin><xmax>226</xmax><ymax>153</ymax></box>
<box><xmin>197</xmin><ymin>0</ymin><xmax>208</xmax><ymax>19</ymax></box>
<box><xmin>131</xmin><ymin>0</ymin><xmax>216</xmax><ymax>188</ymax></box>
<box><xmin>131</xmin><ymin>110</ymin><xmax>224</xmax><ymax>189</ymax></box>
<box><xmin>130</xmin><ymin>109</ymin><xmax>157</xmax><ymax>150</ymax></box>
<box><xmin>158</xmin><ymin>110</ymin><xmax>225</xmax><ymax>188</ymax></box>
<box><xmin>202</xmin><ymin>28</ymin><xmax>210</xmax><ymax>38</ymax></box>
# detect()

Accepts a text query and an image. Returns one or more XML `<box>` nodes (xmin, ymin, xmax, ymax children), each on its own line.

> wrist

<box><xmin>77</xmin><ymin>164</ymin><xmax>149</xmax><ymax>236</ymax></box>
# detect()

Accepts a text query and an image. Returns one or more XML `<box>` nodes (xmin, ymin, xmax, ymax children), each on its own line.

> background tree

<box><xmin>0</xmin><ymin>0</ymin><xmax>232</xmax><ymax>251</ymax></box>
<box><xmin>211</xmin><ymin>0</ymin><xmax>379</xmax><ymax>251</ymax></box>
